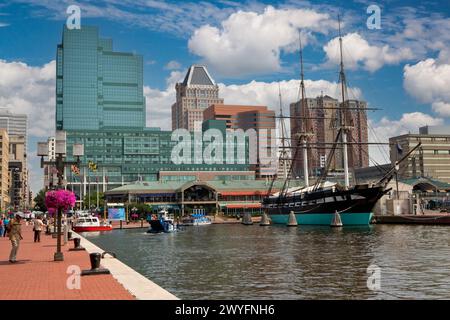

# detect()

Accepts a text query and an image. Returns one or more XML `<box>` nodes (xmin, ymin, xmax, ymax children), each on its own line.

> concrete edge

<box><xmin>73</xmin><ymin>231</ymin><xmax>179</xmax><ymax>300</ymax></box>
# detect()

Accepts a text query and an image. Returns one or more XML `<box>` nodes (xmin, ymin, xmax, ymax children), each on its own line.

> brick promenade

<box><xmin>0</xmin><ymin>224</ymin><xmax>135</xmax><ymax>300</ymax></box>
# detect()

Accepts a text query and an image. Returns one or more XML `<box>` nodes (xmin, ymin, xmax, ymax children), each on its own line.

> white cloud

<box><xmin>165</xmin><ymin>60</ymin><xmax>182</xmax><ymax>70</ymax></box>
<box><xmin>188</xmin><ymin>5</ymin><xmax>335</xmax><ymax>76</ymax></box>
<box><xmin>432</xmin><ymin>101</ymin><xmax>450</xmax><ymax>117</ymax></box>
<box><xmin>219</xmin><ymin>79</ymin><xmax>361</xmax><ymax>116</ymax></box>
<box><xmin>323</xmin><ymin>33</ymin><xmax>414</xmax><ymax>72</ymax></box>
<box><xmin>403</xmin><ymin>57</ymin><xmax>450</xmax><ymax>117</ymax></box>
<box><xmin>369</xmin><ymin>112</ymin><xmax>444</xmax><ymax>165</ymax></box>
<box><xmin>0</xmin><ymin>59</ymin><xmax>57</xmax><ymax>195</ymax></box>
<box><xmin>0</xmin><ymin>59</ymin><xmax>55</xmax><ymax>137</ymax></box>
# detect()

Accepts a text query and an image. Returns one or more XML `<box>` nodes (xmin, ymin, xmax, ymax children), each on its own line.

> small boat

<box><xmin>72</xmin><ymin>216</ymin><xmax>113</xmax><ymax>232</ymax></box>
<box><xmin>181</xmin><ymin>213</ymin><xmax>212</xmax><ymax>226</ymax></box>
<box><xmin>147</xmin><ymin>210</ymin><xmax>178</xmax><ymax>233</ymax></box>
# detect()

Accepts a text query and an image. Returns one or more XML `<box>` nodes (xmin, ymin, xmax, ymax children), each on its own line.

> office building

<box><xmin>55</xmin><ymin>27</ymin><xmax>254</xmax><ymax>209</ymax></box>
<box><xmin>390</xmin><ymin>126</ymin><xmax>450</xmax><ymax>183</ymax></box>
<box><xmin>203</xmin><ymin>104</ymin><xmax>277</xmax><ymax>178</ymax></box>
<box><xmin>290</xmin><ymin>95</ymin><xmax>368</xmax><ymax>178</ymax></box>
<box><xmin>0</xmin><ymin>109</ymin><xmax>28</xmax><ymax>147</ymax></box>
<box><xmin>0</xmin><ymin>130</ymin><xmax>10</xmax><ymax>211</ymax></box>
<box><xmin>172</xmin><ymin>65</ymin><xmax>223</xmax><ymax>131</ymax></box>
<box><xmin>56</xmin><ymin>26</ymin><xmax>145</xmax><ymax>131</ymax></box>
<box><xmin>0</xmin><ymin>109</ymin><xmax>30</xmax><ymax>209</ymax></box>
<box><xmin>9</xmin><ymin>135</ymin><xmax>29</xmax><ymax>209</ymax></box>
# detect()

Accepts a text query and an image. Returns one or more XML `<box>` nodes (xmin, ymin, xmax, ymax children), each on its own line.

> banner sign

<box><xmin>108</xmin><ymin>207</ymin><xmax>126</xmax><ymax>220</ymax></box>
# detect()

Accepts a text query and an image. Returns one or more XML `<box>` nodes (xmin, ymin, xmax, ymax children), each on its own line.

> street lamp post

<box><xmin>38</xmin><ymin>131</ymin><xmax>84</xmax><ymax>262</ymax></box>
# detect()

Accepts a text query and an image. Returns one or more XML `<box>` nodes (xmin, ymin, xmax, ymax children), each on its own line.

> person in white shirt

<box><xmin>33</xmin><ymin>216</ymin><xmax>45</xmax><ymax>243</ymax></box>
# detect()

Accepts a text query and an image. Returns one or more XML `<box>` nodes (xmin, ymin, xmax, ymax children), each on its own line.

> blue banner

<box><xmin>108</xmin><ymin>208</ymin><xmax>126</xmax><ymax>220</ymax></box>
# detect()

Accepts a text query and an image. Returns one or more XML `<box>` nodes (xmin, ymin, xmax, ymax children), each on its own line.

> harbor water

<box><xmin>82</xmin><ymin>224</ymin><xmax>450</xmax><ymax>300</ymax></box>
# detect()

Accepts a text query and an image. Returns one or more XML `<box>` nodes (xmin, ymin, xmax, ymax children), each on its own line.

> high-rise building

<box><xmin>172</xmin><ymin>65</ymin><xmax>223</xmax><ymax>131</ymax></box>
<box><xmin>0</xmin><ymin>109</ymin><xmax>28</xmax><ymax>147</ymax></box>
<box><xmin>203</xmin><ymin>104</ymin><xmax>277</xmax><ymax>178</ymax></box>
<box><xmin>0</xmin><ymin>109</ymin><xmax>30</xmax><ymax>209</ymax></box>
<box><xmin>9</xmin><ymin>135</ymin><xmax>29</xmax><ymax>209</ymax></box>
<box><xmin>56</xmin><ymin>27</ymin><xmax>253</xmax><ymax>209</ymax></box>
<box><xmin>290</xmin><ymin>95</ymin><xmax>368</xmax><ymax>178</ymax></box>
<box><xmin>56</xmin><ymin>26</ymin><xmax>146</xmax><ymax>131</ymax></box>
<box><xmin>390</xmin><ymin>126</ymin><xmax>450</xmax><ymax>183</ymax></box>
<box><xmin>43</xmin><ymin>137</ymin><xmax>56</xmax><ymax>190</ymax></box>
<box><xmin>0</xmin><ymin>129</ymin><xmax>10</xmax><ymax>211</ymax></box>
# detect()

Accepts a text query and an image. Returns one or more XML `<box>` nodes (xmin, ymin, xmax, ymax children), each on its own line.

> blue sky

<box><xmin>0</xmin><ymin>0</ymin><xmax>449</xmax><ymax>194</ymax></box>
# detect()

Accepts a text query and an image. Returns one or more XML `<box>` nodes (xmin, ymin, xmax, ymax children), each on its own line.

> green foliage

<box><xmin>33</xmin><ymin>189</ymin><xmax>47</xmax><ymax>212</ymax></box>
<box><xmin>129</xmin><ymin>203</ymin><xmax>152</xmax><ymax>219</ymax></box>
<box><xmin>82</xmin><ymin>192</ymin><xmax>105</xmax><ymax>210</ymax></box>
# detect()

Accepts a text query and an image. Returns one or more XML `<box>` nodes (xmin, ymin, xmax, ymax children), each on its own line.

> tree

<box><xmin>34</xmin><ymin>189</ymin><xmax>47</xmax><ymax>212</ymax></box>
<box><xmin>82</xmin><ymin>192</ymin><xmax>105</xmax><ymax>210</ymax></box>
<box><xmin>128</xmin><ymin>203</ymin><xmax>152</xmax><ymax>219</ymax></box>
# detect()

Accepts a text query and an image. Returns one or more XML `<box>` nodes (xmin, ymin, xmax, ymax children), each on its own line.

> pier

<box><xmin>0</xmin><ymin>224</ymin><xmax>177</xmax><ymax>300</ymax></box>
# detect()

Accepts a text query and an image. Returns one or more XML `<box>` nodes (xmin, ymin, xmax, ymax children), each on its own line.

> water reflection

<box><xmin>82</xmin><ymin>224</ymin><xmax>450</xmax><ymax>300</ymax></box>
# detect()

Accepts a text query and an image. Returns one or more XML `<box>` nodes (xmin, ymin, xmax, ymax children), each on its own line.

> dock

<box><xmin>0</xmin><ymin>224</ymin><xmax>177</xmax><ymax>300</ymax></box>
<box><xmin>374</xmin><ymin>213</ymin><xmax>450</xmax><ymax>225</ymax></box>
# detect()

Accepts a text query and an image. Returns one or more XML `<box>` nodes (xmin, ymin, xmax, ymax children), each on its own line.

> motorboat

<box><xmin>72</xmin><ymin>216</ymin><xmax>113</xmax><ymax>232</ymax></box>
<box><xmin>147</xmin><ymin>210</ymin><xmax>178</xmax><ymax>233</ymax></box>
<box><xmin>181</xmin><ymin>213</ymin><xmax>212</xmax><ymax>226</ymax></box>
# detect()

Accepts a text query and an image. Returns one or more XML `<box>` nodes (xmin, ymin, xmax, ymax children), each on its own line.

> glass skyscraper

<box><xmin>56</xmin><ymin>26</ymin><xmax>145</xmax><ymax>131</ymax></box>
<box><xmin>56</xmin><ymin>26</ymin><xmax>252</xmax><ymax>208</ymax></box>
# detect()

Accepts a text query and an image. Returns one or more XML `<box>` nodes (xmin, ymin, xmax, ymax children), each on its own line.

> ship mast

<box><xmin>297</xmin><ymin>31</ymin><xmax>313</xmax><ymax>187</ymax></box>
<box><xmin>278</xmin><ymin>83</ymin><xmax>289</xmax><ymax>179</ymax></box>
<box><xmin>337</xmin><ymin>15</ymin><xmax>352</xmax><ymax>189</ymax></box>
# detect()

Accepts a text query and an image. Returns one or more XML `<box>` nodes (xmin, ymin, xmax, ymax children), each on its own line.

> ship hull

<box><xmin>269</xmin><ymin>212</ymin><xmax>373</xmax><ymax>225</ymax></box>
<box><xmin>264</xmin><ymin>185</ymin><xmax>386</xmax><ymax>226</ymax></box>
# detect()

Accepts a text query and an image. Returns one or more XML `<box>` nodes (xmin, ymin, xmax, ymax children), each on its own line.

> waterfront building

<box><xmin>0</xmin><ymin>130</ymin><xmax>10</xmax><ymax>211</ymax></box>
<box><xmin>105</xmin><ymin>179</ymin><xmax>303</xmax><ymax>216</ymax></box>
<box><xmin>56</xmin><ymin>26</ymin><xmax>145</xmax><ymax>131</ymax></box>
<box><xmin>390</xmin><ymin>126</ymin><xmax>450</xmax><ymax>183</ymax></box>
<box><xmin>171</xmin><ymin>65</ymin><xmax>223</xmax><ymax>131</ymax></box>
<box><xmin>64</xmin><ymin>124</ymin><xmax>253</xmax><ymax>208</ymax></box>
<box><xmin>290</xmin><ymin>95</ymin><xmax>368</xmax><ymax>178</ymax></box>
<box><xmin>203</xmin><ymin>104</ymin><xmax>277</xmax><ymax>178</ymax></box>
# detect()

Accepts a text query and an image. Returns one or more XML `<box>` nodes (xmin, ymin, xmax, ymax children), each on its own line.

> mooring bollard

<box><xmin>69</xmin><ymin>237</ymin><xmax>85</xmax><ymax>251</ymax></box>
<box><xmin>89</xmin><ymin>253</ymin><xmax>101</xmax><ymax>270</ymax></box>
<box><xmin>81</xmin><ymin>252</ymin><xmax>111</xmax><ymax>276</ymax></box>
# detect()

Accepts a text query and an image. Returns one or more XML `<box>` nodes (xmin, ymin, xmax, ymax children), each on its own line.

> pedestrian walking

<box><xmin>3</xmin><ymin>216</ymin><xmax>9</xmax><ymax>237</ymax></box>
<box><xmin>0</xmin><ymin>215</ymin><xmax>4</xmax><ymax>238</ymax></box>
<box><xmin>7</xmin><ymin>214</ymin><xmax>23</xmax><ymax>263</ymax></box>
<box><xmin>33</xmin><ymin>216</ymin><xmax>44</xmax><ymax>243</ymax></box>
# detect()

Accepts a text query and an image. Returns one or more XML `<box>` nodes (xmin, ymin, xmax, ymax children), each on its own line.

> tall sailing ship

<box><xmin>262</xmin><ymin>19</ymin><xmax>418</xmax><ymax>226</ymax></box>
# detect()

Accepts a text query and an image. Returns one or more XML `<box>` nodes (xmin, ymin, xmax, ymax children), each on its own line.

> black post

<box><xmin>54</xmin><ymin>154</ymin><xmax>64</xmax><ymax>262</ymax></box>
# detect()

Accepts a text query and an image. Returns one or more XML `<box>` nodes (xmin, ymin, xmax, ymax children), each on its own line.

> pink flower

<box><xmin>45</xmin><ymin>190</ymin><xmax>76</xmax><ymax>212</ymax></box>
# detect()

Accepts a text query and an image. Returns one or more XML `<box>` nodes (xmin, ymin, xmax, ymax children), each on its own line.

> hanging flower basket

<box><xmin>45</xmin><ymin>190</ymin><xmax>76</xmax><ymax>214</ymax></box>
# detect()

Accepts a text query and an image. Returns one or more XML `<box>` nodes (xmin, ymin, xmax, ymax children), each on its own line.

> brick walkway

<box><xmin>0</xmin><ymin>224</ymin><xmax>135</xmax><ymax>300</ymax></box>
